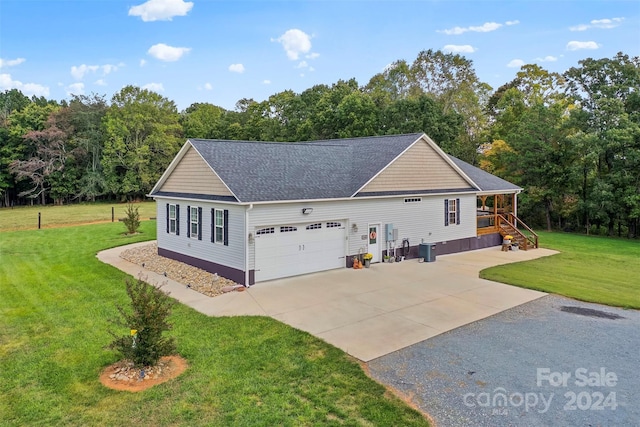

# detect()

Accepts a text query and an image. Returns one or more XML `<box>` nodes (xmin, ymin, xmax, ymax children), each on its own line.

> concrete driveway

<box><xmin>98</xmin><ymin>244</ymin><xmax>556</xmax><ymax>361</ymax></box>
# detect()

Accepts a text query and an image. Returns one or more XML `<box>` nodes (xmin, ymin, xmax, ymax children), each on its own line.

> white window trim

<box><xmin>169</xmin><ymin>204</ymin><xmax>177</xmax><ymax>234</ymax></box>
<box><xmin>215</xmin><ymin>209</ymin><xmax>225</xmax><ymax>244</ymax></box>
<box><xmin>190</xmin><ymin>207</ymin><xmax>199</xmax><ymax>239</ymax></box>
<box><xmin>448</xmin><ymin>199</ymin><xmax>457</xmax><ymax>225</ymax></box>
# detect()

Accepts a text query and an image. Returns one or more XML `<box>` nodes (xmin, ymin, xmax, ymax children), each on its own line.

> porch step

<box><xmin>499</xmin><ymin>224</ymin><xmax>533</xmax><ymax>250</ymax></box>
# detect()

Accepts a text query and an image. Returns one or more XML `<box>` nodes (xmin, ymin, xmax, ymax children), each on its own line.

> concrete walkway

<box><xmin>98</xmin><ymin>244</ymin><xmax>557</xmax><ymax>361</ymax></box>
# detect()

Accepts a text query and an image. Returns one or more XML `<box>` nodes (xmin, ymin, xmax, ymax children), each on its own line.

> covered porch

<box><xmin>476</xmin><ymin>192</ymin><xmax>539</xmax><ymax>250</ymax></box>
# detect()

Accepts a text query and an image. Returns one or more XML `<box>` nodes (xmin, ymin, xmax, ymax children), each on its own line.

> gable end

<box><xmin>158</xmin><ymin>145</ymin><xmax>234</xmax><ymax>197</ymax></box>
<box><xmin>358</xmin><ymin>138</ymin><xmax>472</xmax><ymax>194</ymax></box>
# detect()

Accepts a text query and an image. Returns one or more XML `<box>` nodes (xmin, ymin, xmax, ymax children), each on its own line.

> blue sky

<box><xmin>1</xmin><ymin>0</ymin><xmax>638</xmax><ymax>111</ymax></box>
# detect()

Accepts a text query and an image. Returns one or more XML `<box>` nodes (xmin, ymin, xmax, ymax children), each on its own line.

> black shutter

<box><xmin>211</xmin><ymin>208</ymin><xmax>216</xmax><ymax>243</ymax></box>
<box><xmin>223</xmin><ymin>209</ymin><xmax>229</xmax><ymax>246</ymax></box>
<box><xmin>166</xmin><ymin>203</ymin><xmax>169</xmax><ymax>233</ymax></box>
<box><xmin>186</xmin><ymin>206</ymin><xmax>191</xmax><ymax>238</ymax></box>
<box><xmin>456</xmin><ymin>198</ymin><xmax>461</xmax><ymax>225</ymax></box>
<box><xmin>176</xmin><ymin>204</ymin><xmax>180</xmax><ymax>235</ymax></box>
<box><xmin>198</xmin><ymin>207</ymin><xmax>203</xmax><ymax>240</ymax></box>
<box><xmin>444</xmin><ymin>199</ymin><xmax>449</xmax><ymax>226</ymax></box>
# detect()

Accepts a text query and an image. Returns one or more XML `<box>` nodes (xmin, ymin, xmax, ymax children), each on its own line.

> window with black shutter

<box><xmin>223</xmin><ymin>209</ymin><xmax>229</xmax><ymax>246</ymax></box>
<box><xmin>445</xmin><ymin>199</ymin><xmax>458</xmax><ymax>226</ymax></box>
<box><xmin>186</xmin><ymin>206</ymin><xmax>191</xmax><ymax>238</ymax></box>
<box><xmin>444</xmin><ymin>199</ymin><xmax>449</xmax><ymax>226</ymax></box>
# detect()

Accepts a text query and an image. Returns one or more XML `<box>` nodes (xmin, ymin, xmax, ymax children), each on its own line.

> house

<box><xmin>149</xmin><ymin>132</ymin><xmax>535</xmax><ymax>286</ymax></box>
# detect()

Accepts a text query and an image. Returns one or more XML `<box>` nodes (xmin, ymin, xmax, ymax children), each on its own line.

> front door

<box><xmin>368</xmin><ymin>224</ymin><xmax>380</xmax><ymax>263</ymax></box>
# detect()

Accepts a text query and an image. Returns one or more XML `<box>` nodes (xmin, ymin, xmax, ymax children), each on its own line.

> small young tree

<box><xmin>108</xmin><ymin>278</ymin><xmax>176</xmax><ymax>367</ymax></box>
<box><xmin>122</xmin><ymin>203</ymin><xmax>140</xmax><ymax>234</ymax></box>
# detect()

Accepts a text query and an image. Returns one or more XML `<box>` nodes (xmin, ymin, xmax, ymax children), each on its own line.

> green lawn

<box><xmin>481</xmin><ymin>231</ymin><xmax>640</xmax><ymax>309</ymax></box>
<box><xmin>0</xmin><ymin>201</ymin><xmax>157</xmax><ymax>231</ymax></box>
<box><xmin>0</xmin><ymin>222</ymin><xmax>428</xmax><ymax>426</ymax></box>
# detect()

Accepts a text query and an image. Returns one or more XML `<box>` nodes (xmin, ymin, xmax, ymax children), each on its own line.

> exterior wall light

<box><xmin>302</xmin><ymin>208</ymin><xmax>313</xmax><ymax>214</ymax></box>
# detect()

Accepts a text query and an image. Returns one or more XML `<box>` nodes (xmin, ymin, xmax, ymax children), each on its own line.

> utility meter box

<box><xmin>385</xmin><ymin>223</ymin><xmax>394</xmax><ymax>241</ymax></box>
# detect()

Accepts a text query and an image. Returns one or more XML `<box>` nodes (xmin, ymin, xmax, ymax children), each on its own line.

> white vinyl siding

<box><xmin>247</xmin><ymin>194</ymin><xmax>476</xmax><ymax>270</ymax></box>
<box><xmin>156</xmin><ymin>198</ymin><xmax>245</xmax><ymax>270</ymax></box>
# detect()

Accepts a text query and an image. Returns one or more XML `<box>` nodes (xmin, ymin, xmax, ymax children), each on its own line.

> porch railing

<box><xmin>476</xmin><ymin>212</ymin><xmax>539</xmax><ymax>250</ymax></box>
<box><xmin>497</xmin><ymin>213</ymin><xmax>539</xmax><ymax>250</ymax></box>
<box><xmin>476</xmin><ymin>212</ymin><xmax>498</xmax><ymax>235</ymax></box>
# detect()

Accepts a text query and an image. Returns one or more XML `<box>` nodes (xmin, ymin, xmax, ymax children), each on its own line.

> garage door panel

<box><xmin>255</xmin><ymin>221</ymin><xmax>345</xmax><ymax>282</ymax></box>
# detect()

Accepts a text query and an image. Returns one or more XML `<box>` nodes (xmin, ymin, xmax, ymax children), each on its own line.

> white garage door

<box><xmin>254</xmin><ymin>221</ymin><xmax>346</xmax><ymax>282</ymax></box>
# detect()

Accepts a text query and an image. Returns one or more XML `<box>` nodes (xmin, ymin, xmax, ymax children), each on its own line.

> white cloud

<box><xmin>273</xmin><ymin>29</ymin><xmax>312</xmax><ymax>60</ymax></box>
<box><xmin>536</xmin><ymin>55</ymin><xmax>558</xmax><ymax>62</ymax></box>
<box><xmin>95</xmin><ymin>79</ymin><xmax>107</xmax><ymax>86</ymax></box>
<box><xmin>306</xmin><ymin>52</ymin><xmax>320</xmax><ymax>59</ymax></box>
<box><xmin>263</xmin><ymin>80</ymin><xmax>271</xmax><ymax>85</ymax></box>
<box><xmin>442</xmin><ymin>44</ymin><xmax>476</xmax><ymax>53</ymax></box>
<box><xmin>507</xmin><ymin>59</ymin><xmax>525</xmax><ymax>68</ymax></box>
<box><xmin>439</xmin><ymin>21</ymin><xmax>502</xmax><ymax>35</ymax></box>
<box><xmin>128</xmin><ymin>0</ymin><xmax>193</xmax><ymax>22</ymax></box>
<box><xmin>591</xmin><ymin>17</ymin><xmax>624</xmax><ymax>28</ymax></box>
<box><xmin>570</xmin><ymin>17</ymin><xmax>624</xmax><ymax>31</ymax></box>
<box><xmin>0</xmin><ymin>73</ymin><xmax>50</xmax><ymax>97</ymax></box>
<box><xmin>71</xmin><ymin>63</ymin><xmax>121</xmax><ymax>80</ymax></box>
<box><xmin>102</xmin><ymin>63</ymin><xmax>122</xmax><ymax>75</ymax></box>
<box><xmin>570</xmin><ymin>24</ymin><xmax>590</xmax><ymax>32</ymax></box>
<box><xmin>228</xmin><ymin>63</ymin><xmax>245</xmax><ymax>73</ymax></box>
<box><xmin>567</xmin><ymin>41</ymin><xmax>599</xmax><ymax>51</ymax></box>
<box><xmin>308</xmin><ymin>66</ymin><xmax>315</xmax><ymax>72</ymax></box>
<box><xmin>0</xmin><ymin>57</ymin><xmax>26</xmax><ymax>68</ymax></box>
<box><xmin>66</xmin><ymin>82</ymin><xmax>85</xmax><ymax>96</ymax></box>
<box><xmin>71</xmin><ymin>64</ymin><xmax>98</xmax><ymax>80</ymax></box>
<box><xmin>147</xmin><ymin>43</ymin><xmax>191</xmax><ymax>61</ymax></box>
<box><xmin>204</xmin><ymin>82</ymin><xmax>213</xmax><ymax>90</ymax></box>
<box><xmin>140</xmin><ymin>59</ymin><xmax>147</xmax><ymax>67</ymax></box>
<box><xmin>295</xmin><ymin>61</ymin><xmax>308</xmax><ymax>69</ymax></box>
<box><xmin>505</xmin><ymin>20</ymin><xmax>520</xmax><ymax>26</ymax></box>
<box><xmin>142</xmin><ymin>82</ymin><xmax>164</xmax><ymax>92</ymax></box>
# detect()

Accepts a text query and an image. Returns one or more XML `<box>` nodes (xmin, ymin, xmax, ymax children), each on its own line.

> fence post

<box><xmin>112</xmin><ymin>207</ymin><xmax>114</xmax><ymax>222</ymax></box>
<box><xmin>38</xmin><ymin>212</ymin><xmax>41</xmax><ymax>229</ymax></box>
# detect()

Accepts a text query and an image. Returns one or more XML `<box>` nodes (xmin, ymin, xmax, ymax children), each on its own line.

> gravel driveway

<box><xmin>367</xmin><ymin>295</ymin><xmax>640</xmax><ymax>426</ymax></box>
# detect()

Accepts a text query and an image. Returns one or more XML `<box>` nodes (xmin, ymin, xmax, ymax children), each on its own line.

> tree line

<box><xmin>1</xmin><ymin>50</ymin><xmax>638</xmax><ymax>237</ymax></box>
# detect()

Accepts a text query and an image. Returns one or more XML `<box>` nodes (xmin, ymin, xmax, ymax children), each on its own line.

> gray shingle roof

<box><xmin>448</xmin><ymin>155</ymin><xmax>521</xmax><ymax>192</ymax></box>
<box><xmin>152</xmin><ymin>133</ymin><xmax>520</xmax><ymax>203</ymax></box>
<box><xmin>187</xmin><ymin>133</ymin><xmax>426</xmax><ymax>202</ymax></box>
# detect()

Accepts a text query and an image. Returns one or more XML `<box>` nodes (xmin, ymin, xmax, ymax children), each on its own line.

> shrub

<box><xmin>122</xmin><ymin>203</ymin><xmax>141</xmax><ymax>234</ymax></box>
<box><xmin>108</xmin><ymin>278</ymin><xmax>176</xmax><ymax>367</ymax></box>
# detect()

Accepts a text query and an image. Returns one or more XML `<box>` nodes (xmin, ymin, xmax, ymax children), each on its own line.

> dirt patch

<box><xmin>360</xmin><ymin>361</ymin><xmax>435</xmax><ymax>424</ymax></box>
<box><xmin>99</xmin><ymin>355</ymin><xmax>188</xmax><ymax>392</ymax></box>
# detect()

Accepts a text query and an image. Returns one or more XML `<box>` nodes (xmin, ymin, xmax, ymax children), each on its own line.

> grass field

<box><xmin>481</xmin><ymin>231</ymin><xmax>640</xmax><ymax>309</ymax></box>
<box><xmin>0</xmin><ymin>201</ymin><xmax>157</xmax><ymax>231</ymax></box>
<box><xmin>0</xmin><ymin>221</ymin><xmax>428</xmax><ymax>426</ymax></box>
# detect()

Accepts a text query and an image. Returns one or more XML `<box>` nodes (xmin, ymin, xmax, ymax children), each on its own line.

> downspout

<box><xmin>244</xmin><ymin>203</ymin><xmax>253</xmax><ymax>287</ymax></box>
